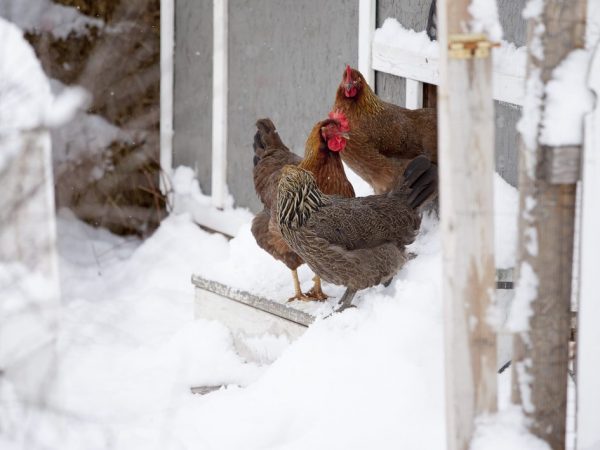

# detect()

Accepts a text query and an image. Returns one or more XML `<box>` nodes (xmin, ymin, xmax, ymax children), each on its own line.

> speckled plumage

<box><xmin>276</xmin><ymin>165</ymin><xmax>425</xmax><ymax>291</ymax></box>
<box><xmin>251</xmin><ymin>117</ymin><xmax>355</xmax><ymax>275</ymax></box>
<box><xmin>333</xmin><ymin>66</ymin><xmax>437</xmax><ymax>194</ymax></box>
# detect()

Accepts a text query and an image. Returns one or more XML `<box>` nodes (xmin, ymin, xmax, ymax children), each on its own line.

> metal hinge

<box><xmin>448</xmin><ymin>34</ymin><xmax>499</xmax><ymax>59</ymax></box>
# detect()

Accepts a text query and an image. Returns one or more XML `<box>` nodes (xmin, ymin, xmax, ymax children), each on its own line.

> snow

<box><xmin>0</xmin><ymin>160</ymin><xmax>523</xmax><ymax>449</ymax></box>
<box><xmin>588</xmin><ymin>0</ymin><xmax>600</xmax><ymax>49</ymax></box>
<box><xmin>0</xmin><ymin>17</ymin><xmax>52</xmax><ymax>136</ymax></box>
<box><xmin>374</xmin><ymin>18</ymin><xmax>525</xmax><ymax>80</ymax></box>
<box><xmin>0</xmin><ymin>16</ymin><xmax>86</xmax><ymax>147</ymax></box>
<box><xmin>516</xmin><ymin>67</ymin><xmax>544</xmax><ymax>153</ymax></box>
<box><xmin>540</xmin><ymin>49</ymin><xmax>595</xmax><ymax>146</ymax></box>
<box><xmin>171</xmin><ymin>166</ymin><xmax>255</xmax><ymax>237</ymax></box>
<box><xmin>374</xmin><ymin>18</ymin><xmax>439</xmax><ymax>59</ymax></box>
<box><xmin>471</xmin><ymin>406</ymin><xmax>550</xmax><ymax>450</ymax></box>
<box><xmin>0</xmin><ymin>0</ymin><xmax>103</xmax><ymax>39</ymax></box>
<box><xmin>507</xmin><ymin>262</ymin><xmax>538</xmax><ymax>333</ymax></box>
<box><xmin>469</xmin><ymin>0</ymin><xmax>504</xmax><ymax>42</ymax></box>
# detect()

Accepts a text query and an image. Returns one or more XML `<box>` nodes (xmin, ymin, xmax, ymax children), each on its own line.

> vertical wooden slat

<box><xmin>0</xmin><ymin>130</ymin><xmax>60</xmax><ymax>403</ymax></box>
<box><xmin>575</xmin><ymin>41</ymin><xmax>600</xmax><ymax>450</ymax></box>
<box><xmin>438</xmin><ymin>1</ymin><xmax>497</xmax><ymax>449</ymax></box>
<box><xmin>160</xmin><ymin>0</ymin><xmax>174</xmax><ymax>195</ymax></box>
<box><xmin>211</xmin><ymin>0</ymin><xmax>228</xmax><ymax>209</ymax></box>
<box><xmin>405</xmin><ymin>78</ymin><xmax>424</xmax><ymax>109</ymax></box>
<box><xmin>358</xmin><ymin>0</ymin><xmax>376</xmax><ymax>89</ymax></box>
<box><xmin>511</xmin><ymin>1</ymin><xmax>587</xmax><ymax>449</ymax></box>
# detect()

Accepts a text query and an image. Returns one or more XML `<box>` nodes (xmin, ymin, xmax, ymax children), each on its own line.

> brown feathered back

<box><xmin>333</xmin><ymin>66</ymin><xmax>437</xmax><ymax>195</ymax></box>
<box><xmin>276</xmin><ymin>159</ymin><xmax>435</xmax><ymax>290</ymax></box>
<box><xmin>253</xmin><ymin>118</ymin><xmax>302</xmax><ymax>210</ymax></box>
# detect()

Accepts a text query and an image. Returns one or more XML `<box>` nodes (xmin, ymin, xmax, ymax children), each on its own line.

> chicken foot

<box><xmin>335</xmin><ymin>288</ymin><xmax>357</xmax><ymax>312</ymax></box>
<box><xmin>287</xmin><ymin>269</ymin><xmax>314</xmax><ymax>302</ymax></box>
<box><xmin>305</xmin><ymin>275</ymin><xmax>329</xmax><ymax>301</ymax></box>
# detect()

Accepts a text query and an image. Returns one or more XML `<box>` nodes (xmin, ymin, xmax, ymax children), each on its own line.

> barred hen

<box><xmin>252</xmin><ymin>114</ymin><xmax>354</xmax><ymax>302</ymax></box>
<box><xmin>276</xmin><ymin>155</ymin><xmax>437</xmax><ymax>311</ymax></box>
<box><xmin>333</xmin><ymin>65</ymin><xmax>437</xmax><ymax>195</ymax></box>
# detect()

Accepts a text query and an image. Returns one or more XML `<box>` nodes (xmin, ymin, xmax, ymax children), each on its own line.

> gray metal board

<box><xmin>227</xmin><ymin>0</ymin><xmax>358</xmax><ymax>212</ymax></box>
<box><xmin>173</xmin><ymin>0</ymin><xmax>213</xmax><ymax>194</ymax></box>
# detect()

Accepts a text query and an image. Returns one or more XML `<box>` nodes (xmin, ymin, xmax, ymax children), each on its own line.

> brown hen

<box><xmin>276</xmin><ymin>156</ymin><xmax>437</xmax><ymax>311</ymax></box>
<box><xmin>333</xmin><ymin>65</ymin><xmax>437</xmax><ymax>195</ymax></box>
<box><xmin>252</xmin><ymin>115</ymin><xmax>355</xmax><ymax>302</ymax></box>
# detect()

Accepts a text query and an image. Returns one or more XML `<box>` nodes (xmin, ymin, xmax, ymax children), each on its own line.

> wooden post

<box><xmin>511</xmin><ymin>1</ymin><xmax>587</xmax><ymax>449</ymax></box>
<box><xmin>438</xmin><ymin>1</ymin><xmax>497</xmax><ymax>449</ymax></box>
<box><xmin>0</xmin><ymin>130</ymin><xmax>60</xmax><ymax>404</ymax></box>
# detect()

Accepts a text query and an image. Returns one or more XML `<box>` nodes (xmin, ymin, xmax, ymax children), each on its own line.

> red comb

<box><xmin>328</xmin><ymin>109</ymin><xmax>350</xmax><ymax>133</ymax></box>
<box><xmin>345</xmin><ymin>65</ymin><xmax>352</xmax><ymax>83</ymax></box>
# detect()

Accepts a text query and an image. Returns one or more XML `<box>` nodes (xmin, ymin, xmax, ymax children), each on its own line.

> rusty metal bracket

<box><xmin>448</xmin><ymin>34</ymin><xmax>499</xmax><ymax>59</ymax></box>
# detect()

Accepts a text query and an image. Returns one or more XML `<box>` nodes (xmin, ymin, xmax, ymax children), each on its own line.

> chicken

<box><xmin>252</xmin><ymin>114</ymin><xmax>355</xmax><ymax>302</ymax></box>
<box><xmin>333</xmin><ymin>65</ymin><xmax>437</xmax><ymax>195</ymax></box>
<box><xmin>275</xmin><ymin>155</ymin><xmax>437</xmax><ymax>311</ymax></box>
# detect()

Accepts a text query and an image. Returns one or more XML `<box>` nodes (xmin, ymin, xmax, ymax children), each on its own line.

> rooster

<box><xmin>333</xmin><ymin>65</ymin><xmax>437</xmax><ymax>195</ymax></box>
<box><xmin>276</xmin><ymin>155</ymin><xmax>437</xmax><ymax>311</ymax></box>
<box><xmin>252</xmin><ymin>114</ymin><xmax>354</xmax><ymax>302</ymax></box>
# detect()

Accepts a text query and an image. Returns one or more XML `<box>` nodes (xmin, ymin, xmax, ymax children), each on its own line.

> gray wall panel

<box><xmin>227</xmin><ymin>0</ymin><xmax>358</xmax><ymax>212</ymax></box>
<box><xmin>174</xmin><ymin>0</ymin><xmax>213</xmax><ymax>194</ymax></box>
<box><xmin>494</xmin><ymin>0</ymin><xmax>526</xmax><ymax>187</ymax></box>
<box><xmin>376</xmin><ymin>0</ymin><xmax>430</xmax><ymax>104</ymax></box>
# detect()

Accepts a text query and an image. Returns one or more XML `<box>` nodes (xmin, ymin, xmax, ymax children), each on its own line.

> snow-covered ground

<box><xmin>2</xmin><ymin>168</ymin><xmax>526</xmax><ymax>450</ymax></box>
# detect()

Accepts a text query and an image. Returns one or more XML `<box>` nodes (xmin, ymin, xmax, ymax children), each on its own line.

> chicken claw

<box><xmin>287</xmin><ymin>269</ymin><xmax>320</xmax><ymax>303</ymax></box>
<box><xmin>305</xmin><ymin>276</ymin><xmax>329</xmax><ymax>301</ymax></box>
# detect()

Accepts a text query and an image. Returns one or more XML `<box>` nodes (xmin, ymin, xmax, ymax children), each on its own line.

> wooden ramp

<box><xmin>192</xmin><ymin>275</ymin><xmax>315</xmax><ymax>363</ymax></box>
<box><xmin>192</xmin><ymin>270</ymin><xmax>514</xmax><ymax>359</ymax></box>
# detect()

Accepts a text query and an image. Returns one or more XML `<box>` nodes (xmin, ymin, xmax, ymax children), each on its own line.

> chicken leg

<box><xmin>335</xmin><ymin>288</ymin><xmax>357</xmax><ymax>312</ymax></box>
<box><xmin>305</xmin><ymin>275</ymin><xmax>328</xmax><ymax>301</ymax></box>
<box><xmin>287</xmin><ymin>269</ymin><xmax>313</xmax><ymax>302</ymax></box>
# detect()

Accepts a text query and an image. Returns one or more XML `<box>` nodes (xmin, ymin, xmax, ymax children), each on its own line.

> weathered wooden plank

<box><xmin>192</xmin><ymin>275</ymin><xmax>314</xmax><ymax>326</ymax></box>
<box><xmin>192</xmin><ymin>275</ymin><xmax>312</xmax><ymax>363</ymax></box>
<box><xmin>372</xmin><ymin>41</ymin><xmax>525</xmax><ymax>106</ymax></box>
<box><xmin>511</xmin><ymin>1</ymin><xmax>587</xmax><ymax>448</ymax></box>
<box><xmin>438</xmin><ymin>1</ymin><xmax>498</xmax><ymax>449</ymax></box>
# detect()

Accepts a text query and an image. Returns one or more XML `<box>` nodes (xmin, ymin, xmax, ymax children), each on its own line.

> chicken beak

<box><xmin>340</xmin><ymin>132</ymin><xmax>350</xmax><ymax>140</ymax></box>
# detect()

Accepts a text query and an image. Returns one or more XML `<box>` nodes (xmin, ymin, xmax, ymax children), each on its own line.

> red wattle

<box><xmin>327</xmin><ymin>136</ymin><xmax>346</xmax><ymax>152</ymax></box>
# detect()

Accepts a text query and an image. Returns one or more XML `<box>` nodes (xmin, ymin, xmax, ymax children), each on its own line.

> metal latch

<box><xmin>448</xmin><ymin>34</ymin><xmax>499</xmax><ymax>59</ymax></box>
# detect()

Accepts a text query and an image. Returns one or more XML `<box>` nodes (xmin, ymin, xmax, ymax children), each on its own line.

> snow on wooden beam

<box><xmin>372</xmin><ymin>41</ymin><xmax>525</xmax><ymax>106</ymax></box>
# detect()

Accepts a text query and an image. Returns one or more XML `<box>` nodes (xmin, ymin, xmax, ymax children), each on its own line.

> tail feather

<box><xmin>394</xmin><ymin>155</ymin><xmax>438</xmax><ymax>209</ymax></box>
<box><xmin>253</xmin><ymin>118</ymin><xmax>289</xmax><ymax>167</ymax></box>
